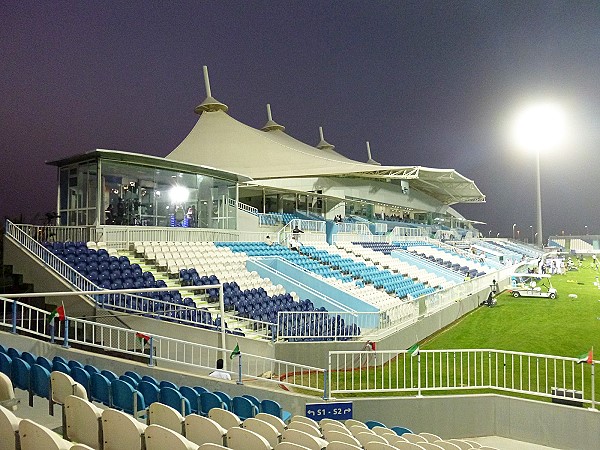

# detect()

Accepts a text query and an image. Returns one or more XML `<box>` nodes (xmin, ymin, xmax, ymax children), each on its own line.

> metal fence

<box><xmin>0</xmin><ymin>296</ymin><xmax>325</xmax><ymax>394</ymax></box>
<box><xmin>328</xmin><ymin>349</ymin><xmax>597</xmax><ymax>406</ymax></box>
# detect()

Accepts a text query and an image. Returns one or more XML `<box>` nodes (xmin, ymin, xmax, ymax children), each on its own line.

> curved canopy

<box><xmin>166</xmin><ymin>110</ymin><xmax>485</xmax><ymax>205</ymax></box>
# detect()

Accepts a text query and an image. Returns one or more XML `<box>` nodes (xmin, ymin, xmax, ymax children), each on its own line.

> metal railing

<box><xmin>227</xmin><ymin>198</ymin><xmax>259</xmax><ymax>215</ymax></box>
<box><xmin>11</xmin><ymin>224</ymin><xmax>92</xmax><ymax>244</ymax></box>
<box><xmin>0</xmin><ymin>297</ymin><xmax>324</xmax><ymax>394</ymax></box>
<box><xmin>327</xmin><ymin>349</ymin><xmax>597</xmax><ymax>406</ymax></box>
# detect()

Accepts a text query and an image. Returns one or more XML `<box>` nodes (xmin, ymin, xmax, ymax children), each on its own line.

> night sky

<box><xmin>2</xmin><ymin>1</ymin><xmax>599</xmax><ymax>240</ymax></box>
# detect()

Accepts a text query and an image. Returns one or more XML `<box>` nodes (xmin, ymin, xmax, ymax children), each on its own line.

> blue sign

<box><xmin>305</xmin><ymin>401</ymin><xmax>353</xmax><ymax>421</ymax></box>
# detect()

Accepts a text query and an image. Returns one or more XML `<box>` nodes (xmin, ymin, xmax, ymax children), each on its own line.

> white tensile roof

<box><xmin>165</xmin><ymin>110</ymin><xmax>485</xmax><ymax>205</ymax></box>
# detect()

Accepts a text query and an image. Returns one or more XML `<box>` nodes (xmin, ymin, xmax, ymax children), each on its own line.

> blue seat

<box><xmin>7</xmin><ymin>348</ymin><xmax>21</xmax><ymax>361</ymax></box>
<box><xmin>52</xmin><ymin>361</ymin><xmax>71</xmax><ymax>375</ymax></box>
<box><xmin>90</xmin><ymin>373</ymin><xmax>111</xmax><ymax>406</ymax></box>
<box><xmin>52</xmin><ymin>355</ymin><xmax>68</xmax><ymax>366</ymax></box>
<box><xmin>124</xmin><ymin>371</ymin><xmax>142</xmax><ymax>384</ymax></box>
<box><xmin>232</xmin><ymin>396</ymin><xmax>258</xmax><ymax>420</ymax></box>
<box><xmin>260</xmin><ymin>399</ymin><xmax>291</xmax><ymax>423</ymax></box>
<box><xmin>159</xmin><ymin>380</ymin><xmax>178</xmax><ymax>390</ymax></box>
<box><xmin>111</xmin><ymin>379</ymin><xmax>145</xmax><ymax>415</ymax></box>
<box><xmin>213</xmin><ymin>391</ymin><xmax>233</xmax><ymax>410</ymax></box>
<box><xmin>100</xmin><ymin>370</ymin><xmax>118</xmax><ymax>382</ymax></box>
<box><xmin>180</xmin><ymin>386</ymin><xmax>201</xmax><ymax>414</ymax></box>
<box><xmin>11</xmin><ymin>358</ymin><xmax>31</xmax><ymax>392</ymax></box>
<box><xmin>159</xmin><ymin>387</ymin><xmax>191</xmax><ymax>416</ymax></box>
<box><xmin>365</xmin><ymin>420</ymin><xmax>386</xmax><ymax>429</ymax></box>
<box><xmin>200</xmin><ymin>392</ymin><xmax>226</xmax><ymax>416</ymax></box>
<box><xmin>68</xmin><ymin>360</ymin><xmax>84</xmax><ymax>370</ymax></box>
<box><xmin>36</xmin><ymin>357</ymin><xmax>53</xmax><ymax>372</ymax></box>
<box><xmin>193</xmin><ymin>385</ymin><xmax>209</xmax><ymax>395</ymax></box>
<box><xmin>29</xmin><ymin>364</ymin><xmax>51</xmax><ymax>406</ymax></box>
<box><xmin>138</xmin><ymin>380</ymin><xmax>159</xmax><ymax>406</ymax></box>
<box><xmin>83</xmin><ymin>364</ymin><xmax>100</xmax><ymax>375</ymax></box>
<box><xmin>141</xmin><ymin>375</ymin><xmax>159</xmax><ymax>385</ymax></box>
<box><xmin>391</xmin><ymin>426</ymin><xmax>413</xmax><ymax>436</ymax></box>
<box><xmin>0</xmin><ymin>344</ymin><xmax>5</xmax><ymax>354</ymax></box>
<box><xmin>0</xmin><ymin>353</ymin><xmax>11</xmax><ymax>377</ymax></box>
<box><xmin>21</xmin><ymin>351</ymin><xmax>37</xmax><ymax>368</ymax></box>
<box><xmin>71</xmin><ymin>367</ymin><xmax>91</xmax><ymax>394</ymax></box>
<box><xmin>242</xmin><ymin>394</ymin><xmax>261</xmax><ymax>409</ymax></box>
<box><xmin>119</xmin><ymin>374</ymin><xmax>138</xmax><ymax>389</ymax></box>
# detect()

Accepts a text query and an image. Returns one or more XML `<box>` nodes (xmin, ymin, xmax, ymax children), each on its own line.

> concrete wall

<box><xmin>2</xmin><ymin>331</ymin><xmax>599</xmax><ymax>450</ymax></box>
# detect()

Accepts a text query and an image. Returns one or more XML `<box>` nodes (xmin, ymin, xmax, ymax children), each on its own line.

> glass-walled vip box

<box><xmin>54</xmin><ymin>152</ymin><xmax>238</xmax><ymax>229</ymax></box>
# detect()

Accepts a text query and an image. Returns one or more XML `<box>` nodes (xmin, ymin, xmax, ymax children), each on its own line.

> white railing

<box><xmin>0</xmin><ymin>297</ymin><xmax>324</xmax><ymax>394</ymax></box>
<box><xmin>10</xmin><ymin>224</ymin><xmax>93</xmax><ymax>244</ymax></box>
<box><xmin>390</xmin><ymin>226</ymin><xmax>427</xmax><ymax>238</ymax></box>
<box><xmin>373</xmin><ymin>222</ymin><xmax>387</xmax><ymax>234</ymax></box>
<box><xmin>336</xmin><ymin>223</ymin><xmax>370</xmax><ymax>234</ymax></box>
<box><xmin>276</xmin><ymin>311</ymin><xmax>381</xmax><ymax>341</ymax></box>
<box><xmin>289</xmin><ymin>219</ymin><xmax>326</xmax><ymax>234</ymax></box>
<box><xmin>91</xmin><ymin>225</ymin><xmax>241</xmax><ymax>250</ymax></box>
<box><xmin>227</xmin><ymin>198</ymin><xmax>259</xmax><ymax>215</ymax></box>
<box><xmin>327</xmin><ymin>349</ymin><xmax>598</xmax><ymax>407</ymax></box>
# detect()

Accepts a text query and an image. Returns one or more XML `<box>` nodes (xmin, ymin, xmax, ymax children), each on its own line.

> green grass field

<box><xmin>423</xmin><ymin>256</ymin><xmax>600</xmax><ymax>358</ymax></box>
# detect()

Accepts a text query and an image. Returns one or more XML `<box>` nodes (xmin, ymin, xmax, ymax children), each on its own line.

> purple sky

<box><xmin>2</xmin><ymin>1</ymin><xmax>599</xmax><ymax>239</ymax></box>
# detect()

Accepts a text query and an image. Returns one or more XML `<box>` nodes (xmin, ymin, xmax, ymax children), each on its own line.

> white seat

<box><xmin>326</xmin><ymin>441</ymin><xmax>362</xmax><ymax>450</ymax></box>
<box><xmin>372</xmin><ymin>426</ymin><xmax>395</xmax><ymax>438</ymax></box>
<box><xmin>70</xmin><ymin>444</ymin><xmax>96</xmax><ymax>449</ymax></box>
<box><xmin>185</xmin><ymin>414</ymin><xmax>227</xmax><ymax>447</ymax></box>
<box><xmin>355</xmin><ymin>431</ymin><xmax>388</xmax><ymax>447</ymax></box>
<box><xmin>281</xmin><ymin>429</ymin><xmax>327</xmax><ymax>450</ymax></box>
<box><xmin>321</xmin><ymin>422</ymin><xmax>350</xmax><ymax>435</ymax></box>
<box><xmin>290</xmin><ymin>415</ymin><xmax>319</xmax><ymax>429</ymax></box>
<box><xmin>145</xmin><ymin>424</ymin><xmax>199</xmax><ymax>450</ymax></box>
<box><xmin>434</xmin><ymin>441</ymin><xmax>463</xmax><ymax>450</ymax></box>
<box><xmin>208</xmin><ymin>408</ymin><xmax>242</xmax><ymax>430</ymax></box>
<box><xmin>348</xmin><ymin>424</ymin><xmax>372</xmax><ymax>438</ymax></box>
<box><xmin>446</xmin><ymin>439</ymin><xmax>475</xmax><ymax>449</ymax></box>
<box><xmin>420</xmin><ymin>433</ymin><xmax>442</xmax><ymax>443</ymax></box>
<box><xmin>393</xmin><ymin>442</ymin><xmax>429</xmax><ymax>450</ymax></box>
<box><xmin>274</xmin><ymin>443</ymin><xmax>311</xmax><ymax>450</ymax></box>
<box><xmin>198</xmin><ymin>444</ymin><xmax>228</xmax><ymax>449</ymax></box>
<box><xmin>149</xmin><ymin>402</ymin><xmax>185</xmax><ymax>434</ymax></box>
<box><xmin>363</xmin><ymin>443</ymin><xmax>399</xmax><ymax>450</ymax></box>
<box><xmin>227</xmin><ymin>426</ymin><xmax>272</xmax><ymax>450</ymax></box>
<box><xmin>418</xmin><ymin>443</ymin><xmax>445</xmax><ymax>450</ymax></box>
<box><xmin>322</xmin><ymin>429</ymin><xmax>360</xmax><ymax>446</ymax></box>
<box><xmin>19</xmin><ymin>418</ymin><xmax>71</xmax><ymax>450</ymax></box>
<box><xmin>51</xmin><ymin>372</ymin><xmax>87</xmax><ymax>407</ymax></box>
<box><xmin>0</xmin><ymin>372</ymin><xmax>19</xmax><ymax>411</ymax></box>
<box><xmin>243</xmin><ymin>417</ymin><xmax>281</xmax><ymax>448</ymax></box>
<box><xmin>255</xmin><ymin>413</ymin><xmax>287</xmax><ymax>434</ymax></box>
<box><xmin>287</xmin><ymin>421</ymin><xmax>321</xmax><ymax>437</ymax></box>
<box><xmin>64</xmin><ymin>395</ymin><xmax>103</xmax><ymax>450</ymax></box>
<box><xmin>102</xmin><ymin>408</ymin><xmax>147</xmax><ymax>450</ymax></box>
<box><xmin>403</xmin><ymin>433</ymin><xmax>428</xmax><ymax>444</ymax></box>
<box><xmin>0</xmin><ymin>404</ymin><xmax>21</xmax><ymax>450</ymax></box>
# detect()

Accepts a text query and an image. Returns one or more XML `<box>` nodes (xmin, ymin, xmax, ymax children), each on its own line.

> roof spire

<box><xmin>316</xmin><ymin>126</ymin><xmax>335</xmax><ymax>150</ymax></box>
<box><xmin>261</xmin><ymin>104</ymin><xmax>286</xmax><ymax>132</ymax></box>
<box><xmin>366</xmin><ymin>141</ymin><xmax>381</xmax><ymax>165</ymax></box>
<box><xmin>194</xmin><ymin>66</ymin><xmax>228</xmax><ymax>114</ymax></box>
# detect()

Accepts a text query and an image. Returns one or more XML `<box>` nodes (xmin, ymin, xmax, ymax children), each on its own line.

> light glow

<box><xmin>169</xmin><ymin>185</ymin><xmax>189</xmax><ymax>203</ymax></box>
<box><xmin>512</xmin><ymin>102</ymin><xmax>566</xmax><ymax>152</ymax></box>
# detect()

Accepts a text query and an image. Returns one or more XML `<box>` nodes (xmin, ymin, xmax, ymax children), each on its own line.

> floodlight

<box><xmin>169</xmin><ymin>185</ymin><xmax>189</xmax><ymax>203</ymax></box>
<box><xmin>513</xmin><ymin>102</ymin><xmax>566</xmax><ymax>152</ymax></box>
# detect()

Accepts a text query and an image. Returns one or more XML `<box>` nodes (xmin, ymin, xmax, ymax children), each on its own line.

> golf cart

<box><xmin>509</xmin><ymin>273</ymin><xmax>558</xmax><ymax>299</ymax></box>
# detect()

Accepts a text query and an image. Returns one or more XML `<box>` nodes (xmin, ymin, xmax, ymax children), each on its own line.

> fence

<box><xmin>0</xmin><ymin>296</ymin><xmax>325</xmax><ymax>394</ymax></box>
<box><xmin>327</xmin><ymin>349</ymin><xmax>597</xmax><ymax>406</ymax></box>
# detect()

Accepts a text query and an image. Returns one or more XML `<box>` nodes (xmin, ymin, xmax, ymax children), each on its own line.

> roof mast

<box><xmin>194</xmin><ymin>66</ymin><xmax>228</xmax><ymax>114</ymax></box>
<box><xmin>261</xmin><ymin>104</ymin><xmax>286</xmax><ymax>132</ymax></box>
<box><xmin>366</xmin><ymin>141</ymin><xmax>381</xmax><ymax>165</ymax></box>
<box><xmin>316</xmin><ymin>126</ymin><xmax>335</xmax><ymax>150</ymax></box>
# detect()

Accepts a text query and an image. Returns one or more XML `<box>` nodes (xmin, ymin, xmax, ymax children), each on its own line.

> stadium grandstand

<box><xmin>2</xmin><ymin>67</ymin><xmax>598</xmax><ymax>449</ymax></box>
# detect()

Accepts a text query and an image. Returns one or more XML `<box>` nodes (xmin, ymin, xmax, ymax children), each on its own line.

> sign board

<box><xmin>305</xmin><ymin>401</ymin><xmax>353</xmax><ymax>421</ymax></box>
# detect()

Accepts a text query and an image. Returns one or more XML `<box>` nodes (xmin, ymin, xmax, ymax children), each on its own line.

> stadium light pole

<box><xmin>512</xmin><ymin>223</ymin><xmax>516</xmax><ymax>240</ymax></box>
<box><xmin>530</xmin><ymin>225</ymin><xmax>533</xmax><ymax>244</ymax></box>
<box><xmin>585</xmin><ymin>225</ymin><xmax>588</xmax><ymax>235</ymax></box>
<box><xmin>513</xmin><ymin>102</ymin><xmax>566</xmax><ymax>247</ymax></box>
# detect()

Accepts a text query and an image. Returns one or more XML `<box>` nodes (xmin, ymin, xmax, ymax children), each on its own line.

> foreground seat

<box><xmin>149</xmin><ymin>401</ymin><xmax>185</xmax><ymax>434</ymax></box>
<box><xmin>102</xmin><ymin>408</ymin><xmax>147</xmax><ymax>450</ymax></box>
<box><xmin>145</xmin><ymin>423</ymin><xmax>199</xmax><ymax>450</ymax></box>
<box><xmin>227</xmin><ymin>426</ymin><xmax>272</xmax><ymax>450</ymax></box>
<box><xmin>65</xmin><ymin>395</ymin><xmax>103</xmax><ymax>450</ymax></box>
<box><xmin>0</xmin><ymin>404</ymin><xmax>21</xmax><ymax>450</ymax></box>
<box><xmin>185</xmin><ymin>414</ymin><xmax>227</xmax><ymax>447</ymax></box>
<box><xmin>19</xmin><ymin>418</ymin><xmax>71</xmax><ymax>450</ymax></box>
<box><xmin>0</xmin><ymin>372</ymin><xmax>19</xmax><ymax>411</ymax></box>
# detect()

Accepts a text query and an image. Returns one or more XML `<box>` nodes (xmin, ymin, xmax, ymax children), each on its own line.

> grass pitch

<box><xmin>423</xmin><ymin>256</ymin><xmax>600</xmax><ymax>358</ymax></box>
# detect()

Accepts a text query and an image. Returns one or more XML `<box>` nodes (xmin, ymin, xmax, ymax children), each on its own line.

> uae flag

<box><xmin>577</xmin><ymin>349</ymin><xmax>593</xmax><ymax>364</ymax></box>
<box><xmin>48</xmin><ymin>305</ymin><xmax>65</xmax><ymax>323</ymax></box>
<box><xmin>408</xmin><ymin>343</ymin><xmax>420</xmax><ymax>357</ymax></box>
<box><xmin>136</xmin><ymin>332</ymin><xmax>150</xmax><ymax>344</ymax></box>
<box><xmin>230</xmin><ymin>343</ymin><xmax>241</xmax><ymax>360</ymax></box>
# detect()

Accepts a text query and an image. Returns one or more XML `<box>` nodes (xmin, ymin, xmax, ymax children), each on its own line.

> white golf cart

<box><xmin>509</xmin><ymin>273</ymin><xmax>558</xmax><ymax>299</ymax></box>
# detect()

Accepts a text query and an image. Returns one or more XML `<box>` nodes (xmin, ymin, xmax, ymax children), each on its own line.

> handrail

<box><xmin>327</xmin><ymin>348</ymin><xmax>597</xmax><ymax>407</ymax></box>
<box><xmin>228</xmin><ymin>198</ymin><xmax>259</xmax><ymax>215</ymax></box>
<box><xmin>0</xmin><ymin>296</ymin><xmax>324</xmax><ymax>393</ymax></box>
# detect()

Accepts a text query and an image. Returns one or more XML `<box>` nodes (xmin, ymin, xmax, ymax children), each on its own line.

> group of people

<box><xmin>333</xmin><ymin>215</ymin><xmax>344</xmax><ymax>223</ymax></box>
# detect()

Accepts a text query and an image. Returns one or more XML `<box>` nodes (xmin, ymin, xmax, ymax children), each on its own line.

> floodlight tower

<box><xmin>513</xmin><ymin>102</ymin><xmax>566</xmax><ymax>247</ymax></box>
